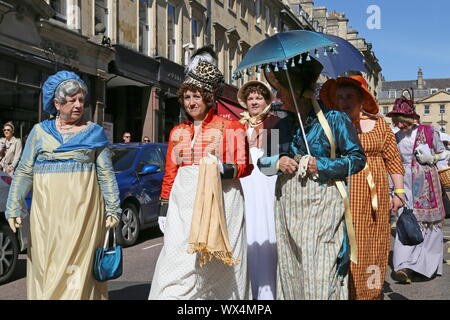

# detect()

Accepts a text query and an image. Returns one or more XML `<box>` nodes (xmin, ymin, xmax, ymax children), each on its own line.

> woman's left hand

<box><xmin>6</xmin><ymin>166</ymin><xmax>13</xmax><ymax>173</ymax></box>
<box><xmin>391</xmin><ymin>193</ymin><xmax>406</xmax><ymax>212</ymax></box>
<box><xmin>307</xmin><ymin>157</ymin><xmax>318</xmax><ymax>176</ymax></box>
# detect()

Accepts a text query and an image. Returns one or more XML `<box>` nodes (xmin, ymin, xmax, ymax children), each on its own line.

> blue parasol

<box><xmin>309</xmin><ymin>33</ymin><xmax>367</xmax><ymax>78</ymax></box>
<box><xmin>233</xmin><ymin>30</ymin><xmax>336</xmax><ymax>78</ymax></box>
<box><xmin>233</xmin><ymin>30</ymin><xmax>338</xmax><ymax>155</ymax></box>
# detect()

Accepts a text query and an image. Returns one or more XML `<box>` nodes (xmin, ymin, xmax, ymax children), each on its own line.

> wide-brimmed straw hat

<box><xmin>386</xmin><ymin>97</ymin><xmax>420</xmax><ymax>119</ymax></box>
<box><xmin>237</xmin><ymin>80</ymin><xmax>274</xmax><ymax>109</ymax></box>
<box><xmin>320</xmin><ymin>75</ymin><xmax>378</xmax><ymax>114</ymax></box>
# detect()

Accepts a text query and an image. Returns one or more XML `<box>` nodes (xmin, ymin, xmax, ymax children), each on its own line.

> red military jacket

<box><xmin>160</xmin><ymin>108</ymin><xmax>253</xmax><ymax>200</ymax></box>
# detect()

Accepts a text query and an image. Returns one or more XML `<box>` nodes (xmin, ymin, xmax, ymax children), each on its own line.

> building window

<box><xmin>139</xmin><ymin>0</ymin><xmax>150</xmax><ymax>55</ymax></box>
<box><xmin>274</xmin><ymin>14</ymin><xmax>279</xmax><ymax>33</ymax></box>
<box><xmin>167</xmin><ymin>3</ymin><xmax>177</xmax><ymax>62</ymax></box>
<box><xmin>192</xmin><ymin>19</ymin><xmax>199</xmax><ymax>49</ymax></box>
<box><xmin>383</xmin><ymin>106</ymin><xmax>388</xmax><ymax>115</ymax></box>
<box><xmin>446</xmin><ymin>88</ymin><xmax>450</xmax><ymax>93</ymax></box>
<box><xmin>50</xmin><ymin>0</ymin><xmax>67</xmax><ymax>23</ymax></box>
<box><xmin>95</xmin><ymin>0</ymin><xmax>108</xmax><ymax>35</ymax></box>
<box><xmin>440</xmin><ymin>104</ymin><xmax>446</xmax><ymax>114</ymax></box>
<box><xmin>424</xmin><ymin>105</ymin><xmax>430</xmax><ymax>115</ymax></box>
<box><xmin>388</xmin><ymin>90</ymin><xmax>396</xmax><ymax>99</ymax></box>
<box><xmin>240</xmin><ymin>1</ymin><xmax>247</xmax><ymax>19</ymax></box>
<box><xmin>229</xmin><ymin>0</ymin><xmax>236</xmax><ymax>11</ymax></box>
<box><xmin>229</xmin><ymin>48</ymin><xmax>235</xmax><ymax>84</ymax></box>
<box><xmin>430</xmin><ymin>88</ymin><xmax>438</xmax><ymax>94</ymax></box>
<box><xmin>255</xmin><ymin>0</ymin><xmax>261</xmax><ymax>27</ymax></box>
<box><xmin>265</xmin><ymin>6</ymin><xmax>270</xmax><ymax>34</ymax></box>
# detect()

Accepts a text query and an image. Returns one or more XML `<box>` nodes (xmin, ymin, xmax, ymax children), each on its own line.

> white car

<box><xmin>0</xmin><ymin>172</ymin><xmax>29</xmax><ymax>285</ymax></box>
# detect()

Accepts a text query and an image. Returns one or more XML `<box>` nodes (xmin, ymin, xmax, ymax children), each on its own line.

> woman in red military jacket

<box><xmin>149</xmin><ymin>47</ymin><xmax>253</xmax><ymax>300</ymax></box>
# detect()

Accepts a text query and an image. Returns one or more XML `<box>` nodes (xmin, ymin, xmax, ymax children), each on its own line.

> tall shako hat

<box><xmin>183</xmin><ymin>46</ymin><xmax>224</xmax><ymax>93</ymax></box>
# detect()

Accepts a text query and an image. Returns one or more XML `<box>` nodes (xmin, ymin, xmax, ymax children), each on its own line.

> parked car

<box><xmin>110</xmin><ymin>143</ymin><xmax>167</xmax><ymax>246</ymax></box>
<box><xmin>0</xmin><ymin>142</ymin><xmax>167</xmax><ymax>284</ymax></box>
<box><xmin>0</xmin><ymin>172</ymin><xmax>29</xmax><ymax>285</ymax></box>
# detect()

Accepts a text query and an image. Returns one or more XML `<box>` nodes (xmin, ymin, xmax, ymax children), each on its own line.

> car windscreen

<box><xmin>110</xmin><ymin>147</ymin><xmax>139</xmax><ymax>172</ymax></box>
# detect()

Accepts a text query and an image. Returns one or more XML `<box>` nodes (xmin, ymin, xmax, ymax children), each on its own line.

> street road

<box><xmin>1</xmin><ymin>221</ymin><xmax>450</xmax><ymax>300</ymax></box>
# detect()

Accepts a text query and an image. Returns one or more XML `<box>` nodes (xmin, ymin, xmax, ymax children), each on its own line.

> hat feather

<box><xmin>185</xmin><ymin>45</ymin><xmax>218</xmax><ymax>74</ymax></box>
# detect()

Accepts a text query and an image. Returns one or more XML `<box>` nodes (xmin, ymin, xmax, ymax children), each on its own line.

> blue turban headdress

<box><xmin>42</xmin><ymin>70</ymin><xmax>86</xmax><ymax>115</ymax></box>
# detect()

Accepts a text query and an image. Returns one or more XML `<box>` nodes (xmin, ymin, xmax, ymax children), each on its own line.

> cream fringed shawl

<box><xmin>188</xmin><ymin>157</ymin><xmax>240</xmax><ymax>266</ymax></box>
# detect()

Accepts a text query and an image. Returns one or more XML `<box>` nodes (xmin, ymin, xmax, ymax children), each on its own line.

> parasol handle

<box><xmin>284</xmin><ymin>69</ymin><xmax>311</xmax><ymax>156</ymax></box>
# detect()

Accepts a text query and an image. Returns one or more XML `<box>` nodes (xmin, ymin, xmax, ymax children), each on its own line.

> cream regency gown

<box><xmin>5</xmin><ymin>120</ymin><xmax>121</xmax><ymax>300</ymax></box>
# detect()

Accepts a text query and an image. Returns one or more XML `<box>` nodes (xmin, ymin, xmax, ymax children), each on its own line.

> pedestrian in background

<box><xmin>320</xmin><ymin>75</ymin><xmax>405</xmax><ymax>299</ymax></box>
<box><xmin>238</xmin><ymin>80</ymin><xmax>279</xmax><ymax>300</ymax></box>
<box><xmin>122</xmin><ymin>132</ymin><xmax>131</xmax><ymax>143</ymax></box>
<box><xmin>0</xmin><ymin>121</ymin><xmax>23</xmax><ymax>176</ymax></box>
<box><xmin>142</xmin><ymin>136</ymin><xmax>150</xmax><ymax>143</ymax></box>
<box><xmin>5</xmin><ymin>70</ymin><xmax>122</xmax><ymax>300</ymax></box>
<box><xmin>387</xmin><ymin>97</ymin><xmax>450</xmax><ymax>284</ymax></box>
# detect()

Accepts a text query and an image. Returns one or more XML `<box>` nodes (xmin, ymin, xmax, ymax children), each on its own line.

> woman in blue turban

<box><xmin>5</xmin><ymin>70</ymin><xmax>122</xmax><ymax>300</ymax></box>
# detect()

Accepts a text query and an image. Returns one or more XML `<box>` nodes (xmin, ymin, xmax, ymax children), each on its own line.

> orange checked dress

<box><xmin>348</xmin><ymin>116</ymin><xmax>404</xmax><ymax>300</ymax></box>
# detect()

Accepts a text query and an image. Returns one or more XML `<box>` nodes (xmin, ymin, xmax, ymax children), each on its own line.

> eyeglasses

<box><xmin>3</xmin><ymin>129</ymin><xmax>11</xmax><ymax>132</ymax></box>
<box><xmin>143</xmin><ymin>140</ymin><xmax>150</xmax><ymax>142</ymax></box>
<box><xmin>124</xmin><ymin>136</ymin><xmax>131</xmax><ymax>138</ymax></box>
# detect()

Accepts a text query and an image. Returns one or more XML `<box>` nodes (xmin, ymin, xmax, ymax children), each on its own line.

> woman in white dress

<box><xmin>238</xmin><ymin>80</ymin><xmax>280</xmax><ymax>300</ymax></box>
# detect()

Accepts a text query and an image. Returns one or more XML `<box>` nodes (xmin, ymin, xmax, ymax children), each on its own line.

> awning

<box><xmin>108</xmin><ymin>44</ymin><xmax>159</xmax><ymax>86</ymax></box>
<box><xmin>216</xmin><ymin>96</ymin><xmax>246</xmax><ymax>121</ymax></box>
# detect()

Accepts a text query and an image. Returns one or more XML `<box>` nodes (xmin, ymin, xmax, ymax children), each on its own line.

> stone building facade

<box><xmin>378</xmin><ymin>68</ymin><xmax>450</xmax><ymax>133</ymax></box>
<box><xmin>0</xmin><ymin>0</ymin><xmax>383</xmax><ymax>143</ymax></box>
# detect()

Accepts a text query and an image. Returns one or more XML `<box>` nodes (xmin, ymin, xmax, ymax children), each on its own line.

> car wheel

<box><xmin>0</xmin><ymin>224</ymin><xmax>19</xmax><ymax>285</ymax></box>
<box><xmin>115</xmin><ymin>203</ymin><xmax>140</xmax><ymax>247</ymax></box>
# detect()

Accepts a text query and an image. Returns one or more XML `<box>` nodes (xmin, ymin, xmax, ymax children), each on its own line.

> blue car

<box><xmin>110</xmin><ymin>143</ymin><xmax>167</xmax><ymax>246</ymax></box>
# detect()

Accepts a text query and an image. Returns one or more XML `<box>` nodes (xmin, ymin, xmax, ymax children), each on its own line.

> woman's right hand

<box><xmin>7</xmin><ymin>217</ymin><xmax>22</xmax><ymax>233</ymax></box>
<box><xmin>278</xmin><ymin>156</ymin><xmax>299</xmax><ymax>174</ymax></box>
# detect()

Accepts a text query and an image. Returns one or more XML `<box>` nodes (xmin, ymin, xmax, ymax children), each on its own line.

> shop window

<box><xmin>0</xmin><ymin>59</ymin><xmax>15</xmax><ymax>80</ymax></box>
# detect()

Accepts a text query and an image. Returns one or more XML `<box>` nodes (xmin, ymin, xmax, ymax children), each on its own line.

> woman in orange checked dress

<box><xmin>320</xmin><ymin>75</ymin><xmax>405</xmax><ymax>300</ymax></box>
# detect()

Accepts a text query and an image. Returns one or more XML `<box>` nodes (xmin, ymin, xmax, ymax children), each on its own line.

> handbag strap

<box><xmin>312</xmin><ymin>99</ymin><xmax>358</xmax><ymax>264</ymax></box>
<box><xmin>103</xmin><ymin>228</ymin><xmax>117</xmax><ymax>249</ymax></box>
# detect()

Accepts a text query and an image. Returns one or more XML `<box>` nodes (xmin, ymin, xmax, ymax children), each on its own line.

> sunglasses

<box><xmin>124</xmin><ymin>136</ymin><xmax>131</xmax><ymax>138</ymax></box>
<box><xmin>143</xmin><ymin>140</ymin><xmax>149</xmax><ymax>142</ymax></box>
<box><xmin>3</xmin><ymin>129</ymin><xmax>11</xmax><ymax>132</ymax></box>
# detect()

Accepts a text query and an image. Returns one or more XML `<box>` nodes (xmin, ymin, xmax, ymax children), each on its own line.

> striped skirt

<box><xmin>275</xmin><ymin>174</ymin><xmax>348</xmax><ymax>300</ymax></box>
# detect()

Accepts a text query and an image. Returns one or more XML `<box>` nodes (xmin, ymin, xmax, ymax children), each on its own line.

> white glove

<box><xmin>158</xmin><ymin>216</ymin><xmax>166</xmax><ymax>234</ymax></box>
<box><xmin>438</xmin><ymin>150</ymin><xmax>450</xmax><ymax>161</ymax></box>
<box><xmin>207</xmin><ymin>153</ymin><xmax>224</xmax><ymax>174</ymax></box>
<box><xmin>415</xmin><ymin>145</ymin><xmax>435</xmax><ymax>165</ymax></box>
<box><xmin>105</xmin><ymin>215</ymin><xmax>119</xmax><ymax>229</ymax></box>
<box><xmin>7</xmin><ymin>217</ymin><xmax>22</xmax><ymax>233</ymax></box>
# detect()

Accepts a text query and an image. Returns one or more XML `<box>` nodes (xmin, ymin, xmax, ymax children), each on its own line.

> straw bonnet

<box><xmin>237</xmin><ymin>80</ymin><xmax>274</xmax><ymax>109</ymax></box>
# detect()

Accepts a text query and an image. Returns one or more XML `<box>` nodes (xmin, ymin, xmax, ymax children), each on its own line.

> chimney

<box><xmin>417</xmin><ymin>67</ymin><xmax>424</xmax><ymax>90</ymax></box>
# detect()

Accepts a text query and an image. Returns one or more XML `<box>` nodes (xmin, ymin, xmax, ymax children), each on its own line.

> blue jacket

<box><xmin>258</xmin><ymin>105</ymin><xmax>366</xmax><ymax>182</ymax></box>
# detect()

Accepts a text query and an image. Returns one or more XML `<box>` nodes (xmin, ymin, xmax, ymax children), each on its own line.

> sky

<box><xmin>312</xmin><ymin>0</ymin><xmax>450</xmax><ymax>81</ymax></box>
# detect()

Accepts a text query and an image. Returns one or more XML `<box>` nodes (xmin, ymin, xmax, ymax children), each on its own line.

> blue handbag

<box><xmin>396</xmin><ymin>206</ymin><xmax>424</xmax><ymax>246</ymax></box>
<box><xmin>395</xmin><ymin>195</ymin><xmax>424</xmax><ymax>246</ymax></box>
<box><xmin>93</xmin><ymin>228</ymin><xmax>123</xmax><ymax>282</ymax></box>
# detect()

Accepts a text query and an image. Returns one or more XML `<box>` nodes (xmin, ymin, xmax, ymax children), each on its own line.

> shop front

<box><xmin>106</xmin><ymin>44</ymin><xmax>159</xmax><ymax>143</ymax></box>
